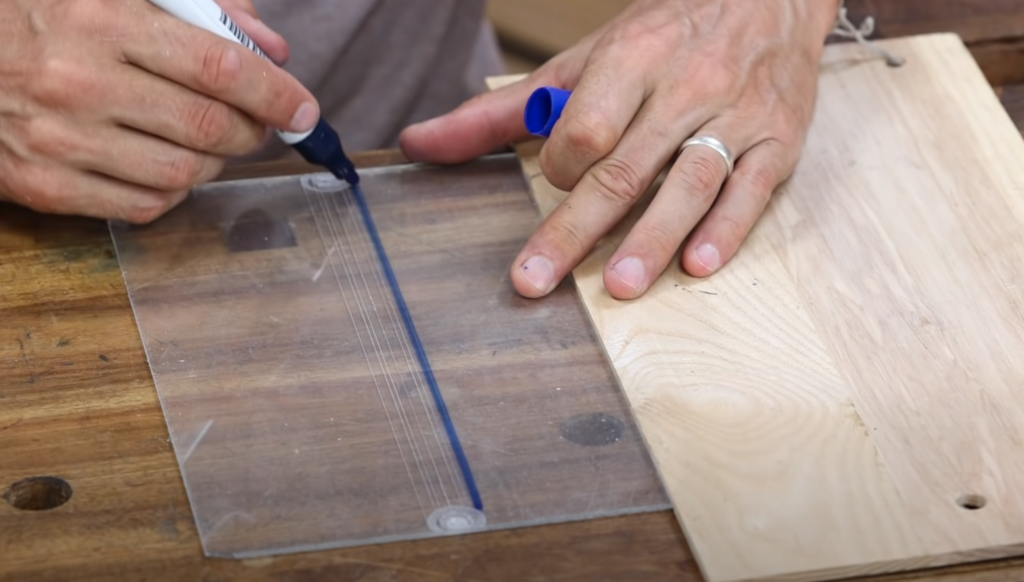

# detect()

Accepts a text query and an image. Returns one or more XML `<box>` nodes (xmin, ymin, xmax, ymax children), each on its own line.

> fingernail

<box><xmin>290</xmin><ymin>102</ymin><xmax>318</xmax><ymax>132</ymax></box>
<box><xmin>520</xmin><ymin>255</ymin><xmax>556</xmax><ymax>294</ymax></box>
<box><xmin>695</xmin><ymin>243</ymin><xmax>721</xmax><ymax>272</ymax></box>
<box><xmin>611</xmin><ymin>256</ymin><xmax>646</xmax><ymax>291</ymax></box>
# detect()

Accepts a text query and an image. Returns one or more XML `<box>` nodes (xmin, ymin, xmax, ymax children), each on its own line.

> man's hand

<box><xmin>401</xmin><ymin>0</ymin><xmax>840</xmax><ymax>299</ymax></box>
<box><xmin>0</xmin><ymin>0</ymin><xmax>318</xmax><ymax>223</ymax></box>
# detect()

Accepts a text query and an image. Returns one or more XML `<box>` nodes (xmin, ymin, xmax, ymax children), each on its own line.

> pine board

<box><xmin>488</xmin><ymin>33</ymin><xmax>1024</xmax><ymax>582</ymax></box>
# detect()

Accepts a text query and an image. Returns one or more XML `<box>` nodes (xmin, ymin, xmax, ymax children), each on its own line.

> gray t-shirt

<box><xmin>245</xmin><ymin>0</ymin><xmax>505</xmax><ymax>161</ymax></box>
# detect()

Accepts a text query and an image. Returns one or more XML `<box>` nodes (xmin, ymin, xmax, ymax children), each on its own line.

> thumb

<box><xmin>399</xmin><ymin>74</ymin><xmax>555</xmax><ymax>165</ymax></box>
<box><xmin>216</xmin><ymin>0</ymin><xmax>290</xmax><ymax>66</ymax></box>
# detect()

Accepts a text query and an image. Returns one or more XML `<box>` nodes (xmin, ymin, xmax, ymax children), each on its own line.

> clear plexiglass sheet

<box><xmin>109</xmin><ymin>154</ymin><xmax>668</xmax><ymax>558</ymax></box>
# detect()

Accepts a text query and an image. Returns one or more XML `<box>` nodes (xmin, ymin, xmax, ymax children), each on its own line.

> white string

<box><xmin>337</xmin><ymin>200</ymin><xmax>465</xmax><ymax>500</ymax></box>
<box><xmin>829</xmin><ymin>0</ymin><xmax>905</xmax><ymax>67</ymax></box>
<box><xmin>300</xmin><ymin>176</ymin><xmax>474</xmax><ymax>513</ymax></box>
<box><xmin>321</xmin><ymin>188</ymin><xmax>447</xmax><ymax>509</ymax></box>
<box><xmin>328</xmin><ymin>189</ymin><xmax>457</xmax><ymax>508</ymax></box>
<box><xmin>303</xmin><ymin>184</ymin><xmax>434</xmax><ymax>513</ymax></box>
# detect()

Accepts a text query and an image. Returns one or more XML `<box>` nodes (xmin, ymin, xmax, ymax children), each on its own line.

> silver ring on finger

<box><xmin>679</xmin><ymin>135</ymin><xmax>734</xmax><ymax>177</ymax></box>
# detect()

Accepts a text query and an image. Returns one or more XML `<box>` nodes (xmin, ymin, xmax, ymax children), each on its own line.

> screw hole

<box><xmin>956</xmin><ymin>493</ymin><xmax>986</xmax><ymax>510</ymax></box>
<box><xmin>3</xmin><ymin>476</ymin><xmax>73</xmax><ymax>511</ymax></box>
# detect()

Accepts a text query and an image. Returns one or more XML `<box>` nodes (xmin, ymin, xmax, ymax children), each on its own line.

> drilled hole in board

<box><xmin>3</xmin><ymin>476</ymin><xmax>73</xmax><ymax>511</ymax></box>
<box><xmin>956</xmin><ymin>493</ymin><xmax>986</xmax><ymax>511</ymax></box>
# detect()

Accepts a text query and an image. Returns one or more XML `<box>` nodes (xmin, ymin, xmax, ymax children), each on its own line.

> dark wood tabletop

<box><xmin>5</xmin><ymin>44</ymin><xmax>1024</xmax><ymax>582</ymax></box>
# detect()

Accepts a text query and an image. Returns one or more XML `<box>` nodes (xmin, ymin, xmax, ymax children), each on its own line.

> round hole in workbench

<box><xmin>956</xmin><ymin>493</ymin><xmax>987</xmax><ymax>510</ymax></box>
<box><xmin>3</xmin><ymin>476</ymin><xmax>73</xmax><ymax>511</ymax></box>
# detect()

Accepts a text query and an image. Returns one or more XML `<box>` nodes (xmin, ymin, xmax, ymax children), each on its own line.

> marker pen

<box><xmin>147</xmin><ymin>0</ymin><xmax>360</xmax><ymax>185</ymax></box>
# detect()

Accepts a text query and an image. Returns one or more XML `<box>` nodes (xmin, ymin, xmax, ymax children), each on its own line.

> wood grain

<box><xmin>491</xmin><ymin>33</ymin><xmax>1024</xmax><ymax>582</ymax></box>
<box><xmin>3</xmin><ymin>41</ymin><xmax>1024</xmax><ymax>582</ymax></box>
<box><xmin>0</xmin><ymin>153</ymin><xmax>688</xmax><ymax>582</ymax></box>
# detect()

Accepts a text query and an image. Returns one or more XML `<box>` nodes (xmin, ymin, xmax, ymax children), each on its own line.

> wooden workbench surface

<box><xmin>4</xmin><ymin>90</ymin><xmax>1024</xmax><ymax>582</ymax></box>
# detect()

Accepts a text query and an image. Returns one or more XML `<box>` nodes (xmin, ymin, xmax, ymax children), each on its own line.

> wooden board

<box><xmin>489</xmin><ymin>33</ymin><xmax>1024</xmax><ymax>582</ymax></box>
<box><xmin>486</xmin><ymin>0</ymin><xmax>1024</xmax><ymax>86</ymax></box>
<box><xmin>0</xmin><ymin>153</ymin><xmax>689</xmax><ymax>582</ymax></box>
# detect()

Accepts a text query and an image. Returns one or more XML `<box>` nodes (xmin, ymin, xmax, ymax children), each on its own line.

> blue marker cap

<box><xmin>525</xmin><ymin>87</ymin><xmax>572</xmax><ymax>138</ymax></box>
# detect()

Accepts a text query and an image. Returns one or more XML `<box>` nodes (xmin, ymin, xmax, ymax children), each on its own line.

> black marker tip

<box><xmin>291</xmin><ymin>117</ymin><xmax>361</xmax><ymax>187</ymax></box>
